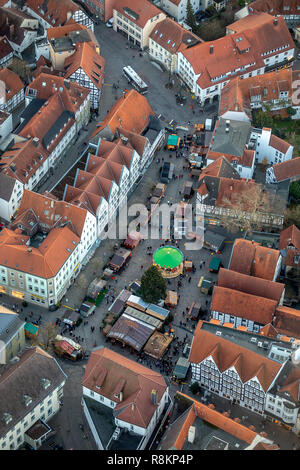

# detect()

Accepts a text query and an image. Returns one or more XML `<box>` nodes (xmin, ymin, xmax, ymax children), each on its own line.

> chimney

<box><xmin>131</xmin><ymin>402</ymin><xmax>135</xmax><ymax>411</ymax></box>
<box><xmin>274</xmin><ymin>18</ymin><xmax>278</xmax><ymax>26</ymax></box>
<box><xmin>27</xmin><ymin>247</ymin><xmax>32</xmax><ymax>253</ymax></box>
<box><xmin>64</xmin><ymin>79</ymin><xmax>70</xmax><ymax>89</ymax></box>
<box><xmin>33</xmin><ymin>137</ymin><xmax>39</xmax><ymax>148</ymax></box>
<box><xmin>210</xmin><ymin>45</ymin><xmax>214</xmax><ymax>54</ymax></box>
<box><xmin>151</xmin><ymin>389</ymin><xmax>158</xmax><ymax>405</ymax></box>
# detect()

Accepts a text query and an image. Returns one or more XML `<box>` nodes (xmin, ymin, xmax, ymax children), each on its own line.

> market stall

<box><xmin>143</xmin><ymin>331</ymin><xmax>173</xmax><ymax>359</ymax></box>
<box><xmin>123</xmin><ymin>231</ymin><xmax>142</xmax><ymax>250</ymax></box>
<box><xmin>164</xmin><ymin>290</ymin><xmax>178</xmax><ymax>308</ymax></box>
<box><xmin>108</xmin><ymin>248</ymin><xmax>131</xmax><ymax>272</ymax></box>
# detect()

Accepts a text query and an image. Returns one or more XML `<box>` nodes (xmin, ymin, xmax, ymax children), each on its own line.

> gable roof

<box><xmin>0</xmin><ymin>36</ymin><xmax>13</xmax><ymax>60</ymax></box>
<box><xmin>189</xmin><ymin>324</ymin><xmax>282</xmax><ymax>391</ymax></box>
<box><xmin>200</xmin><ymin>156</ymin><xmax>240</xmax><ymax>180</ymax></box>
<box><xmin>26</xmin><ymin>72</ymin><xmax>90</xmax><ymax>114</ymax></box>
<box><xmin>272</xmin><ymin>157</ymin><xmax>300</xmax><ymax>183</ymax></box>
<box><xmin>91</xmin><ymin>89</ymin><xmax>155</xmax><ymax>138</ymax></box>
<box><xmin>211</xmin><ymin>286</ymin><xmax>277</xmax><ymax>325</ymax></box>
<box><xmin>0</xmin><ymin>347</ymin><xmax>66</xmax><ymax>438</ymax></box>
<box><xmin>0</xmin><ymin>224</ymin><xmax>79</xmax><ymax>278</ymax></box>
<box><xmin>274</xmin><ymin>306</ymin><xmax>300</xmax><ymax>340</ymax></box>
<box><xmin>247</xmin><ymin>0</ymin><xmax>300</xmax><ymax>17</ymax></box>
<box><xmin>229</xmin><ymin>239</ymin><xmax>280</xmax><ymax>280</ymax></box>
<box><xmin>0</xmin><ymin>67</ymin><xmax>24</xmax><ymax>102</ymax></box>
<box><xmin>217</xmin><ymin>268</ymin><xmax>284</xmax><ymax>302</ymax></box>
<box><xmin>280</xmin><ymin>225</ymin><xmax>300</xmax><ymax>251</ymax></box>
<box><xmin>219</xmin><ymin>69</ymin><xmax>293</xmax><ymax>119</ymax></box>
<box><xmin>182</xmin><ymin>14</ymin><xmax>293</xmax><ymax>91</ymax></box>
<box><xmin>64</xmin><ymin>42</ymin><xmax>105</xmax><ymax>90</ymax></box>
<box><xmin>82</xmin><ymin>347</ymin><xmax>167</xmax><ymax>429</ymax></box>
<box><xmin>1</xmin><ymin>138</ymin><xmax>49</xmax><ymax>185</ymax></box>
<box><xmin>0</xmin><ymin>173</ymin><xmax>17</xmax><ymax>202</ymax></box>
<box><xmin>26</xmin><ymin>0</ymin><xmax>84</xmax><ymax>27</ymax></box>
<box><xmin>149</xmin><ymin>17</ymin><xmax>200</xmax><ymax>54</ymax></box>
<box><xmin>113</xmin><ymin>0</ymin><xmax>164</xmax><ymax>29</ymax></box>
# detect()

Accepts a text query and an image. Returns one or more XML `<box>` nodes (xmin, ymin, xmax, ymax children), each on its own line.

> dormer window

<box><xmin>2</xmin><ymin>413</ymin><xmax>12</xmax><ymax>425</ymax></box>
<box><xmin>23</xmin><ymin>395</ymin><xmax>32</xmax><ymax>407</ymax></box>
<box><xmin>41</xmin><ymin>378</ymin><xmax>50</xmax><ymax>390</ymax></box>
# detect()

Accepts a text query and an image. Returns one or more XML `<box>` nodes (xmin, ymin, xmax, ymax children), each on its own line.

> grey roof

<box><xmin>0</xmin><ymin>313</ymin><xmax>25</xmax><ymax>344</ymax></box>
<box><xmin>210</xmin><ymin>118</ymin><xmax>251</xmax><ymax>157</ymax></box>
<box><xmin>0</xmin><ymin>173</ymin><xmax>16</xmax><ymax>202</ymax></box>
<box><xmin>124</xmin><ymin>306</ymin><xmax>162</xmax><ymax>329</ymax></box>
<box><xmin>263</xmin><ymin>181</ymin><xmax>289</xmax><ymax>215</ymax></box>
<box><xmin>16</xmin><ymin>98</ymin><xmax>46</xmax><ymax>133</ymax></box>
<box><xmin>107</xmin><ymin>313</ymin><xmax>155</xmax><ymax>351</ymax></box>
<box><xmin>148</xmin><ymin>115</ymin><xmax>163</xmax><ymax>132</ymax></box>
<box><xmin>204</xmin><ymin>230</ymin><xmax>225</xmax><ymax>249</ymax></box>
<box><xmin>83</xmin><ymin>396</ymin><xmax>142</xmax><ymax>450</ymax></box>
<box><xmin>0</xmin><ymin>347</ymin><xmax>66</xmax><ymax>438</ymax></box>
<box><xmin>159</xmin><ymin>405</ymin><xmax>193</xmax><ymax>450</ymax></box>
<box><xmin>200</xmin><ymin>321</ymin><xmax>293</xmax><ymax>359</ymax></box>
<box><xmin>42</xmin><ymin>110</ymin><xmax>74</xmax><ymax>149</ymax></box>
<box><xmin>184</xmin><ymin>417</ymin><xmax>248</xmax><ymax>450</ymax></box>
<box><xmin>173</xmin><ymin>357</ymin><xmax>190</xmax><ymax>379</ymax></box>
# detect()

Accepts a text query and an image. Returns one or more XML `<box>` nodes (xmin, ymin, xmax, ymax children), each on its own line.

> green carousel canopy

<box><xmin>153</xmin><ymin>246</ymin><xmax>183</xmax><ymax>269</ymax></box>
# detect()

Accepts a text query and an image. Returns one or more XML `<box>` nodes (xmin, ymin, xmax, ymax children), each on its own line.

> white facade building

<box><xmin>0</xmin><ymin>347</ymin><xmax>66</xmax><ymax>450</ymax></box>
<box><xmin>249</xmin><ymin>127</ymin><xmax>293</xmax><ymax>165</ymax></box>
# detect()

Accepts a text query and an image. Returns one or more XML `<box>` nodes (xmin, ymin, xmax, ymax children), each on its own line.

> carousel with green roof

<box><xmin>153</xmin><ymin>245</ymin><xmax>184</xmax><ymax>278</ymax></box>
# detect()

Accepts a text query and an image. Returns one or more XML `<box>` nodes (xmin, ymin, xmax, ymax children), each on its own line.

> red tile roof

<box><xmin>247</xmin><ymin>0</ymin><xmax>300</xmax><ymax>17</ymax></box>
<box><xmin>166</xmin><ymin>392</ymin><xmax>268</xmax><ymax>450</ymax></box>
<box><xmin>1</xmin><ymin>138</ymin><xmax>49</xmax><ymax>185</ymax></box>
<box><xmin>82</xmin><ymin>347</ymin><xmax>167</xmax><ymax>429</ymax></box>
<box><xmin>149</xmin><ymin>17</ymin><xmax>201</xmax><ymax>54</ymax></box>
<box><xmin>47</xmin><ymin>22</ymin><xmax>98</xmax><ymax>46</ymax></box>
<box><xmin>219</xmin><ymin>69</ymin><xmax>293</xmax><ymax>119</ymax></box>
<box><xmin>182</xmin><ymin>14</ymin><xmax>294</xmax><ymax>91</ymax></box>
<box><xmin>15</xmin><ymin>190</ymin><xmax>88</xmax><ymax>238</ymax></box>
<box><xmin>26</xmin><ymin>72</ymin><xmax>90</xmax><ymax>114</ymax></box>
<box><xmin>211</xmin><ymin>286</ymin><xmax>277</xmax><ymax>325</ymax></box>
<box><xmin>0</xmin><ymin>36</ymin><xmax>13</xmax><ymax>60</ymax></box>
<box><xmin>259</xmin><ymin>323</ymin><xmax>279</xmax><ymax>338</ymax></box>
<box><xmin>65</xmin><ymin>140</ymin><xmax>135</xmax><ymax>209</ymax></box>
<box><xmin>113</xmin><ymin>0</ymin><xmax>164</xmax><ymax>29</ymax></box>
<box><xmin>217</xmin><ymin>268</ymin><xmax>284</xmax><ymax>302</ymax></box>
<box><xmin>272</xmin><ymin>157</ymin><xmax>300</xmax><ymax>183</ymax></box>
<box><xmin>0</xmin><ymin>225</ymin><xmax>79</xmax><ymax>278</ymax></box>
<box><xmin>0</xmin><ymin>67</ymin><xmax>24</xmax><ymax>102</ymax></box>
<box><xmin>64</xmin><ymin>42</ymin><xmax>105</xmax><ymax>90</ymax></box>
<box><xmin>206</xmin><ymin>149</ymin><xmax>254</xmax><ymax>168</ymax></box>
<box><xmin>26</xmin><ymin>0</ymin><xmax>82</xmax><ymax>27</ymax></box>
<box><xmin>189</xmin><ymin>324</ymin><xmax>282</xmax><ymax>391</ymax></box>
<box><xmin>269</xmin><ymin>134</ymin><xmax>291</xmax><ymax>154</ymax></box>
<box><xmin>18</xmin><ymin>92</ymin><xmax>75</xmax><ymax>153</ymax></box>
<box><xmin>280</xmin><ymin>225</ymin><xmax>300</xmax><ymax>251</ymax></box>
<box><xmin>274</xmin><ymin>306</ymin><xmax>300</xmax><ymax>339</ymax></box>
<box><xmin>92</xmin><ymin>89</ymin><xmax>155</xmax><ymax>138</ymax></box>
<box><xmin>229</xmin><ymin>239</ymin><xmax>281</xmax><ymax>280</ymax></box>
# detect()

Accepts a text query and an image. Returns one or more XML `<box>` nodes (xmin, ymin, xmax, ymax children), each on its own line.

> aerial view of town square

<box><xmin>2</xmin><ymin>0</ymin><xmax>300</xmax><ymax>456</ymax></box>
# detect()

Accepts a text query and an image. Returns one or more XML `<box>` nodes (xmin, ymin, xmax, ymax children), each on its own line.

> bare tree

<box><xmin>284</xmin><ymin>205</ymin><xmax>300</xmax><ymax>229</ymax></box>
<box><xmin>219</xmin><ymin>184</ymin><xmax>283</xmax><ymax>233</ymax></box>
<box><xmin>33</xmin><ymin>322</ymin><xmax>58</xmax><ymax>352</ymax></box>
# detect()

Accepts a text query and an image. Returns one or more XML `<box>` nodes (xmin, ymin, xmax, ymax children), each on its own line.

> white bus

<box><xmin>122</xmin><ymin>66</ymin><xmax>148</xmax><ymax>94</ymax></box>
